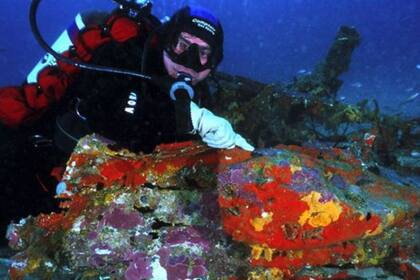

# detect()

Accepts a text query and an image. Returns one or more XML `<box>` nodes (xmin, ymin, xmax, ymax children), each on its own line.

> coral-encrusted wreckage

<box><xmin>5</xmin><ymin>136</ymin><xmax>419</xmax><ymax>279</ymax></box>
<box><xmin>3</xmin><ymin>26</ymin><xmax>420</xmax><ymax>279</ymax></box>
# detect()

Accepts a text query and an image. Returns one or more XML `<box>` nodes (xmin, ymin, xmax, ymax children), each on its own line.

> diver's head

<box><xmin>162</xmin><ymin>6</ymin><xmax>224</xmax><ymax>84</ymax></box>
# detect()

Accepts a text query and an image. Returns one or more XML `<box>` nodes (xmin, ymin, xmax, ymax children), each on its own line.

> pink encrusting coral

<box><xmin>124</xmin><ymin>252</ymin><xmax>153</xmax><ymax>280</ymax></box>
<box><xmin>103</xmin><ymin>206</ymin><xmax>144</xmax><ymax>229</ymax></box>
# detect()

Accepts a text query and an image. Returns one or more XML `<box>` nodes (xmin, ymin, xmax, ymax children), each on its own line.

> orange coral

<box><xmin>36</xmin><ymin>212</ymin><xmax>65</xmax><ymax>233</ymax></box>
<box><xmin>61</xmin><ymin>194</ymin><xmax>89</xmax><ymax>230</ymax></box>
<box><xmin>264</xmin><ymin>165</ymin><xmax>293</xmax><ymax>184</ymax></box>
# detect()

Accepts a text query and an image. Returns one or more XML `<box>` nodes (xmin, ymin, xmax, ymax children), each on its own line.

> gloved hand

<box><xmin>190</xmin><ymin>101</ymin><xmax>254</xmax><ymax>151</ymax></box>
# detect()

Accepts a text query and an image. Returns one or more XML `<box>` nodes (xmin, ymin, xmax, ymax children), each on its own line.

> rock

<box><xmin>218</xmin><ymin>144</ymin><xmax>419</xmax><ymax>277</ymax></box>
<box><xmin>397</xmin><ymin>154</ymin><xmax>420</xmax><ymax>169</ymax></box>
<box><xmin>4</xmin><ymin>135</ymin><xmax>419</xmax><ymax>279</ymax></box>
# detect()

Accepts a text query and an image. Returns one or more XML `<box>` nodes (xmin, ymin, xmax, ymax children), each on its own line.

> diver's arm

<box><xmin>190</xmin><ymin>101</ymin><xmax>254</xmax><ymax>151</ymax></box>
<box><xmin>0</xmin><ymin>11</ymin><xmax>146</xmax><ymax>128</ymax></box>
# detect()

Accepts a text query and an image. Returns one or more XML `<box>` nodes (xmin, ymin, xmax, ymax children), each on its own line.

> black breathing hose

<box><xmin>29</xmin><ymin>0</ymin><xmax>153</xmax><ymax>81</ymax></box>
<box><xmin>113</xmin><ymin>0</ymin><xmax>152</xmax><ymax>12</ymax></box>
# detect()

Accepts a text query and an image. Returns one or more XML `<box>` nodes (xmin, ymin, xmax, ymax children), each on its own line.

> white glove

<box><xmin>190</xmin><ymin>102</ymin><xmax>254</xmax><ymax>151</ymax></box>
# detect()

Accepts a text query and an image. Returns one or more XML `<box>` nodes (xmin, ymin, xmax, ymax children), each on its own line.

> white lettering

<box><xmin>192</xmin><ymin>18</ymin><xmax>216</xmax><ymax>36</ymax></box>
<box><xmin>125</xmin><ymin>107</ymin><xmax>135</xmax><ymax>114</ymax></box>
<box><xmin>124</xmin><ymin>91</ymin><xmax>138</xmax><ymax>115</ymax></box>
<box><xmin>129</xmin><ymin>92</ymin><xmax>137</xmax><ymax>100</ymax></box>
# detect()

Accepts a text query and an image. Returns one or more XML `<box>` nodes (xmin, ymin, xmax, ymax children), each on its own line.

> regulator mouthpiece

<box><xmin>169</xmin><ymin>73</ymin><xmax>194</xmax><ymax>101</ymax></box>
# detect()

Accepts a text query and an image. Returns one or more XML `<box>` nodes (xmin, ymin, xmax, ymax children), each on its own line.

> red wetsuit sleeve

<box><xmin>0</xmin><ymin>12</ymin><xmax>144</xmax><ymax>128</ymax></box>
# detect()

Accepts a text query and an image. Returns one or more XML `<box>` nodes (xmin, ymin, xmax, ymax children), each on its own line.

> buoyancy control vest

<box><xmin>51</xmin><ymin>10</ymin><xmax>163</xmax><ymax>153</ymax></box>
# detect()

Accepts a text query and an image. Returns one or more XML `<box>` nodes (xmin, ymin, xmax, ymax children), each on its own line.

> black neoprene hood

<box><xmin>163</xmin><ymin>6</ymin><xmax>224</xmax><ymax>69</ymax></box>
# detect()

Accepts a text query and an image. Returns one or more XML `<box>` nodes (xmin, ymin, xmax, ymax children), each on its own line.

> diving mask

<box><xmin>166</xmin><ymin>34</ymin><xmax>213</xmax><ymax>72</ymax></box>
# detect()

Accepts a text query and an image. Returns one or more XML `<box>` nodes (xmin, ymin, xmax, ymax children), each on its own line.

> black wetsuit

<box><xmin>0</xmin><ymin>10</ymin><xmax>213</xmax><ymax>245</ymax></box>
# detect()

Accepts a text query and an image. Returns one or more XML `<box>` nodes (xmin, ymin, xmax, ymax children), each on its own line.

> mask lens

<box><xmin>175</xmin><ymin>36</ymin><xmax>190</xmax><ymax>53</ymax></box>
<box><xmin>199</xmin><ymin>47</ymin><xmax>211</xmax><ymax>61</ymax></box>
<box><xmin>172</xmin><ymin>35</ymin><xmax>212</xmax><ymax>68</ymax></box>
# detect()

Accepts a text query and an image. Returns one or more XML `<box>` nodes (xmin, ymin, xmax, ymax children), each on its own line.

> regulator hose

<box><xmin>112</xmin><ymin>0</ymin><xmax>153</xmax><ymax>13</ymax></box>
<box><xmin>29</xmin><ymin>0</ymin><xmax>153</xmax><ymax>81</ymax></box>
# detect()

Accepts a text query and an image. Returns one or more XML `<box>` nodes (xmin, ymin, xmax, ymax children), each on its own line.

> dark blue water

<box><xmin>0</xmin><ymin>0</ymin><xmax>419</xmax><ymax>116</ymax></box>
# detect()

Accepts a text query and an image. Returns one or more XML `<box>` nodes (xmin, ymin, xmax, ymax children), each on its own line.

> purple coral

<box><xmin>189</xmin><ymin>258</ymin><xmax>207</xmax><ymax>278</ymax></box>
<box><xmin>158</xmin><ymin>248</ymin><xmax>207</xmax><ymax>280</ymax></box>
<box><xmin>291</xmin><ymin>168</ymin><xmax>323</xmax><ymax>193</ymax></box>
<box><xmin>88</xmin><ymin>243</ymin><xmax>113</xmax><ymax>267</ymax></box>
<box><xmin>166</xmin><ymin>227</ymin><xmax>210</xmax><ymax>251</ymax></box>
<box><xmin>218</xmin><ymin>167</ymin><xmax>252</xmax><ymax>187</ymax></box>
<box><xmin>87</xmin><ymin>231</ymin><xmax>98</xmax><ymax>240</ymax></box>
<box><xmin>157</xmin><ymin>227</ymin><xmax>210</xmax><ymax>280</ymax></box>
<box><xmin>319</xmin><ymin>191</ymin><xmax>335</xmax><ymax>203</ymax></box>
<box><xmin>104</xmin><ymin>206</ymin><xmax>143</xmax><ymax>229</ymax></box>
<box><xmin>124</xmin><ymin>252</ymin><xmax>152</xmax><ymax>280</ymax></box>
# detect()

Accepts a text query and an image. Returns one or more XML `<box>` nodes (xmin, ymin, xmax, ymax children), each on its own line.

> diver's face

<box><xmin>163</xmin><ymin>32</ymin><xmax>212</xmax><ymax>85</ymax></box>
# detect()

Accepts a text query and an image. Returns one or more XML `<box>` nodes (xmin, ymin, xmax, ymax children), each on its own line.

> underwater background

<box><xmin>0</xmin><ymin>0</ymin><xmax>419</xmax><ymax>117</ymax></box>
<box><xmin>0</xmin><ymin>0</ymin><xmax>420</xmax><ymax>279</ymax></box>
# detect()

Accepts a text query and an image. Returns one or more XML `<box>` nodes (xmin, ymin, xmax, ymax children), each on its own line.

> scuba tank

<box><xmin>27</xmin><ymin>13</ymin><xmax>86</xmax><ymax>83</ymax></box>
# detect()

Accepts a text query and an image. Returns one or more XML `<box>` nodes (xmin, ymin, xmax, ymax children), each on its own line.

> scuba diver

<box><xmin>0</xmin><ymin>0</ymin><xmax>254</xmax><ymax>244</ymax></box>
